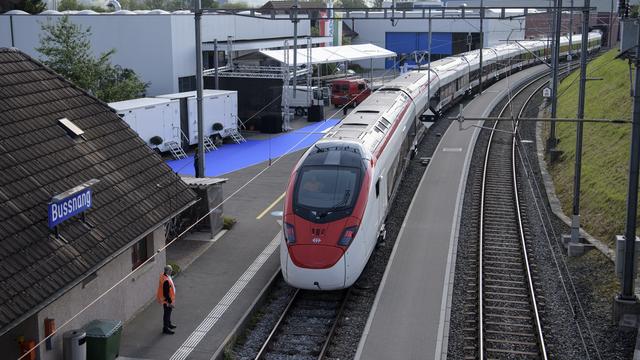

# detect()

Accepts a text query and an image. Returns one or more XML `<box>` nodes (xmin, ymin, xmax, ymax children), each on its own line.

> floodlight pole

<box><xmin>195</xmin><ymin>0</ymin><xmax>205</xmax><ymax>178</ymax></box>
<box><xmin>569</xmin><ymin>0</ymin><xmax>589</xmax><ymax>245</ymax></box>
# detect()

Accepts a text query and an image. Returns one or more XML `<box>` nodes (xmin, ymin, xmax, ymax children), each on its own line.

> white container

<box><xmin>109</xmin><ymin>97</ymin><xmax>181</xmax><ymax>153</ymax></box>
<box><xmin>156</xmin><ymin>90</ymin><xmax>238</xmax><ymax>146</ymax></box>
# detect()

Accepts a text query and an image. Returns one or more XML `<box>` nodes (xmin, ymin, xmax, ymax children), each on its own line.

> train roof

<box><xmin>323</xmin><ymin>89</ymin><xmax>411</xmax><ymax>156</ymax></box>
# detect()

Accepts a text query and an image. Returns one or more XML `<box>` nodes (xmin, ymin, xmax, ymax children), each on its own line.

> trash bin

<box><xmin>63</xmin><ymin>330</ymin><xmax>86</xmax><ymax>360</ymax></box>
<box><xmin>84</xmin><ymin>320</ymin><xmax>122</xmax><ymax>360</ymax></box>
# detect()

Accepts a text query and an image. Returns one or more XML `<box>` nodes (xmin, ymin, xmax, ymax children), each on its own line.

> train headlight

<box><xmin>285</xmin><ymin>223</ymin><xmax>296</xmax><ymax>244</ymax></box>
<box><xmin>338</xmin><ymin>226</ymin><xmax>359</xmax><ymax>247</ymax></box>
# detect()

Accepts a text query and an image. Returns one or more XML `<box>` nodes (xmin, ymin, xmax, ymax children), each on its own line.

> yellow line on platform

<box><xmin>256</xmin><ymin>192</ymin><xmax>286</xmax><ymax>220</ymax></box>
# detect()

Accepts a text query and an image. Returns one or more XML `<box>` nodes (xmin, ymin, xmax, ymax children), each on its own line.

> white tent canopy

<box><xmin>260</xmin><ymin>44</ymin><xmax>397</xmax><ymax>66</ymax></box>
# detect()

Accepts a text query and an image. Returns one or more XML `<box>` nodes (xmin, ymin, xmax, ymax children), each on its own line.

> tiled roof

<box><xmin>0</xmin><ymin>48</ymin><xmax>197</xmax><ymax>335</ymax></box>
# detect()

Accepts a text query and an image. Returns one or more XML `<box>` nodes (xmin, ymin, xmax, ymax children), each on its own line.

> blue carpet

<box><xmin>167</xmin><ymin>119</ymin><xmax>340</xmax><ymax>177</ymax></box>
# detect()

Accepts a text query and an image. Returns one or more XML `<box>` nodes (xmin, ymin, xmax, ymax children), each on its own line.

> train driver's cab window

<box><xmin>358</xmin><ymin>83</ymin><xmax>366</xmax><ymax>91</ymax></box>
<box><xmin>296</xmin><ymin>166</ymin><xmax>359</xmax><ymax>211</ymax></box>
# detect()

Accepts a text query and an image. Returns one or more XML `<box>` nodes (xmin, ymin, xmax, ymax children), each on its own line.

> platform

<box><xmin>355</xmin><ymin>65</ymin><xmax>549</xmax><ymax>360</ymax></box>
<box><xmin>120</xmin><ymin>148</ymin><xmax>309</xmax><ymax>360</ymax></box>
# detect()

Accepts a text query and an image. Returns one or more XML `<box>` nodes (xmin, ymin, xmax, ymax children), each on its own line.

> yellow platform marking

<box><xmin>256</xmin><ymin>192</ymin><xmax>286</xmax><ymax>220</ymax></box>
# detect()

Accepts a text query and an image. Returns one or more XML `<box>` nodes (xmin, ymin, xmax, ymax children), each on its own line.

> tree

<box><xmin>336</xmin><ymin>0</ymin><xmax>367</xmax><ymax>9</ymax></box>
<box><xmin>36</xmin><ymin>16</ymin><xmax>148</xmax><ymax>102</ymax></box>
<box><xmin>4</xmin><ymin>0</ymin><xmax>47</xmax><ymax>14</ymax></box>
<box><xmin>57</xmin><ymin>0</ymin><xmax>106</xmax><ymax>11</ymax></box>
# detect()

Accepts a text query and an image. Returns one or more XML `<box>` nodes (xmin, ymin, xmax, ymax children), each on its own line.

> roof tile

<box><xmin>0</xmin><ymin>48</ymin><xmax>196</xmax><ymax>335</ymax></box>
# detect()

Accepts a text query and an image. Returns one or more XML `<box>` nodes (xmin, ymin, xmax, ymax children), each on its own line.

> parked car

<box><xmin>330</xmin><ymin>79</ymin><xmax>371</xmax><ymax>108</ymax></box>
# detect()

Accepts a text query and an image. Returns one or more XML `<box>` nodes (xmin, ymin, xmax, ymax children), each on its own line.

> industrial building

<box><xmin>0</xmin><ymin>11</ymin><xmax>323</xmax><ymax>96</ymax></box>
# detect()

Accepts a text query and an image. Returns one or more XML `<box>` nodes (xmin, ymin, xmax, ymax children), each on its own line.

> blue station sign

<box><xmin>48</xmin><ymin>179</ymin><xmax>99</xmax><ymax>229</ymax></box>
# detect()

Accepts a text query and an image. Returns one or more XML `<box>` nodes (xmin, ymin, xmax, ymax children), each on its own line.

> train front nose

<box><xmin>281</xmin><ymin>244</ymin><xmax>347</xmax><ymax>290</ymax></box>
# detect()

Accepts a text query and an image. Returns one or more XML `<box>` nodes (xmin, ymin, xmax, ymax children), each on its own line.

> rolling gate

<box><xmin>385</xmin><ymin>32</ymin><xmax>481</xmax><ymax>68</ymax></box>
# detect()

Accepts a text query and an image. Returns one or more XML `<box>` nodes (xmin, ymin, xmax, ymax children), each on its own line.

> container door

<box><xmin>179</xmin><ymin>98</ymin><xmax>189</xmax><ymax>148</ymax></box>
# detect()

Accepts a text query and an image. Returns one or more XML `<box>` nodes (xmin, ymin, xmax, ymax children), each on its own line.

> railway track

<box><xmin>254</xmin><ymin>288</ymin><xmax>349</xmax><ymax>360</ymax></box>
<box><xmin>472</xmin><ymin>73</ymin><xmax>554</xmax><ymax>360</ymax></box>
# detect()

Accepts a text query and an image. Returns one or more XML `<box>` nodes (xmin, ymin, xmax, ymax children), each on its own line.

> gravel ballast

<box><xmin>446</xmin><ymin>88</ymin><xmax>637</xmax><ymax>359</ymax></box>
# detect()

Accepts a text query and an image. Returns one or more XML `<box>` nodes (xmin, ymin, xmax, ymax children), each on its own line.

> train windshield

<box><xmin>294</xmin><ymin>166</ymin><xmax>362</xmax><ymax>222</ymax></box>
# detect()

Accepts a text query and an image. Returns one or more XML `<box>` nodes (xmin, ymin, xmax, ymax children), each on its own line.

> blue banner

<box><xmin>48</xmin><ymin>187</ymin><xmax>93</xmax><ymax>229</ymax></box>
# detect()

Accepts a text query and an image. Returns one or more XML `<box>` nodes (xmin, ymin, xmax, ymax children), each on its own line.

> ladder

<box><xmin>228</xmin><ymin>128</ymin><xmax>246</xmax><ymax>143</ymax></box>
<box><xmin>166</xmin><ymin>141</ymin><xmax>187</xmax><ymax>160</ymax></box>
<box><xmin>203</xmin><ymin>137</ymin><xmax>217</xmax><ymax>152</ymax></box>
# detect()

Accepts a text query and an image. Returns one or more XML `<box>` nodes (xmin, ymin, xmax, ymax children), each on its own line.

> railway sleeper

<box><xmin>484</xmin><ymin>313</ymin><xmax>534</xmax><ymax>322</ymax></box>
<box><xmin>485</xmin><ymin>347</ymin><xmax>540</xmax><ymax>357</ymax></box>
<box><xmin>483</xmin><ymin>284</ymin><xmax>529</xmax><ymax>294</ymax></box>
<box><xmin>482</xmin><ymin>271</ymin><xmax>525</xmax><ymax>279</ymax></box>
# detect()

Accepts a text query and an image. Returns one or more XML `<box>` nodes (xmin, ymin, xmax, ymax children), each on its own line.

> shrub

<box><xmin>223</xmin><ymin>216</ymin><xmax>237</xmax><ymax>230</ymax></box>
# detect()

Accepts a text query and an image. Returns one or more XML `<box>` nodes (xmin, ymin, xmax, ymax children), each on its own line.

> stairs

<box><xmin>166</xmin><ymin>141</ymin><xmax>187</xmax><ymax>160</ymax></box>
<box><xmin>203</xmin><ymin>137</ymin><xmax>217</xmax><ymax>152</ymax></box>
<box><xmin>228</xmin><ymin>128</ymin><xmax>246</xmax><ymax>143</ymax></box>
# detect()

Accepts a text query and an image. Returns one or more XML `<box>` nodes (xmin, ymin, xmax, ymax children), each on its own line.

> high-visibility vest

<box><xmin>156</xmin><ymin>273</ymin><xmax>175</xmax><ymax>305</ymax></box>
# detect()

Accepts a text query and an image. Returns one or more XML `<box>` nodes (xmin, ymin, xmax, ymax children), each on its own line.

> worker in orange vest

<box><xmin>156</xmin><ymin>265</ymin><xmax>177</xmax><ymax>334</ymax></box>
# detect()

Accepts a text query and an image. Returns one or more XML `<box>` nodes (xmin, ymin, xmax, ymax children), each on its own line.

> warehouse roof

<box><xmin>0</xmin><ymin>48</ymin><xmax>197</xmax><ymax>336</ymax></box>
<box><xmin>260</xmin><ymin>43</ymin><xmax>396</xmax><ymax>66</ymax></box>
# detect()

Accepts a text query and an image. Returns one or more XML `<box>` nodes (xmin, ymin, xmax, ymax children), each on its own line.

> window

<box><xmin>132</xmin><ymin>234</ymin><xmax>153</xmax><ymax>270</ymax></box>
<box><xmin>375</xmin><ymin>179</ymin><xmax>380</xmax><ymax>198</ymax></box>
<box><xmin>178</xmin><ymin>76</ymin><xmax>196</xmax><ymax>92</ymax></box>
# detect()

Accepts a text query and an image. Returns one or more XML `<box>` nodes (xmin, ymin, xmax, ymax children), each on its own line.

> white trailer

<box><xmin>156</xmin><ymin>90</ymin><xmax>238</xmax><ymax>146</ymax></box>
<box><xmin>109</xmin><ymin>97</ymin><xmax>180</xmax><ymax>153</ymax></box>
<box><xmin>282</xmin><ymin>85</ymin><xmax>330</xmax><ymax>116</ymax></box>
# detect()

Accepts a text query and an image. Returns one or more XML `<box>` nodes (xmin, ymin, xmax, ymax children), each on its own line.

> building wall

<box><xmin>443</xmin><ymin>0</ymin><xmax>617</xmax><ymax>12</ymax></box>
<box><xmin>0</xmin><ymin>13</ymin><xmax>310</xmax><ymax>95</ymax></box>
<box><xmin>33</xmin><ymin>226</ymin><xmax>166</xmax><ymax>360</ymax></box>
<box><xmin>351</xmin><ymin>16</ymin><xmax>524</xmax><ymax>69</ymax></box>
<box><xmin>0</xmin><ymin>314</ymin><xmax>38</xmax><ymax>360</ymax></box>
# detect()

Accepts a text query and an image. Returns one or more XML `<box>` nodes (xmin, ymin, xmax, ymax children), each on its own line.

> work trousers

<box><xmin>163</xmin><ymin>304</ymin><xmax>173</xmax><ymax>330</ymax></box>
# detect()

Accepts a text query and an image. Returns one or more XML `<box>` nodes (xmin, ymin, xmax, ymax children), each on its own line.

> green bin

<box><xmin>84</xmin><ymin>319</ymin><xmax>122</xmax><ymax>360</ymax></box>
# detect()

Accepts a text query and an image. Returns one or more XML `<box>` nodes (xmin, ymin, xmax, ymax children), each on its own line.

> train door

<box><xmin>375</xmin><ymin>173</ymin><xmax>388</xmax><ymax>243</ymax></box>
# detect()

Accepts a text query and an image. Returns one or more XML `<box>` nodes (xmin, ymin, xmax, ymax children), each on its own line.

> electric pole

<box><xmin>618</xmin><ymin>11</ymin><xmax>640</xmax><ymax>311</ymax></box>
<box><xmin>548</xmin><ymin>0</ymin><xmax>562</xmax><ymax>154</ymax></box>
<box><xmin>568</xmin><ymin>0</ymin><xmax>589</xmax><ymax>249</ymax></box>
<box><xmin>479</xmin><ymin>0</ymin><xmax>484</xmax><ymax>94</ymax></box>
<box><xmin>195</xmin><ymin>0</ymin><xmax>205</xmax><ymax>178</ymax></box>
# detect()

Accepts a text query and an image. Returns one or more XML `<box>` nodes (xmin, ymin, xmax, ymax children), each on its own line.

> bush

<box><xmin>223</xmin><ymin>216</ymin><xmax>237</xmax><ymax>230</ymax></box>
<box><xmin>167</xmin><ymin>262</ymin><xmax>181</xmax><ymax>276</ymax></box>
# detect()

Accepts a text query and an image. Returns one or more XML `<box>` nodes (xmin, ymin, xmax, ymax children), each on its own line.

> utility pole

<box><xmin>427</xmin><ymin>10</ymin><xmax>432</xmax><ymax>107</ymax></box>
<box><xmin>568</xmin><ymin>0</ymin><xmax>573</xmax><ymax>73</ymax></box>
<box><xmin>479</xmin><ymin>0</ymin><xmax>484</xmax><ymax>94</ymax></box>
<box><xmin>548</xmin><ymin>0</ymin><xmax>562</xmax><ymax>154</ymax></box>
<box><xmin>616</xmin><ymin>13</ymin><xmax>640</xmax><ymax>318</ymax></box>
<box><xmin>292</xmin><ymin>0</ymin><xmax>299</xmax><ymax>99</ymax></box>
<box><xmin>214</xmin><ymin>38</ymin><xmax>219</xmax><ymax>90</ymax></box>
<box><xmin>195</xmin><ymin>0</ymin><xmax>205</xmax><ymax>178</ymax></box>
<box><xmin>567</xmin><ymin>0</ymin><xmax>590</xmax><ymax>251</ymax></box>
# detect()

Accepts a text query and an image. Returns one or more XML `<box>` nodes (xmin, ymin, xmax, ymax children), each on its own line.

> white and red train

<box><xmin>280</xmin><ymin>32</ymin><xmax>602</xmax><ymax>290</ymax></box>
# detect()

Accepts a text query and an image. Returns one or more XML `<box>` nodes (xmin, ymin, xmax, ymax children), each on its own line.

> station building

<box><xmin>0</xmin><ymin>48</ymin><xmax>197</xmax><ymax>360</ymax></box>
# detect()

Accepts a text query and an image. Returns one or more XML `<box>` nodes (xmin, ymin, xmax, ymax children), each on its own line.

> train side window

<box><xmin>375</xmin><ymin>179</ymin><xmax>380</xmax><ymax>198</ymax></box>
